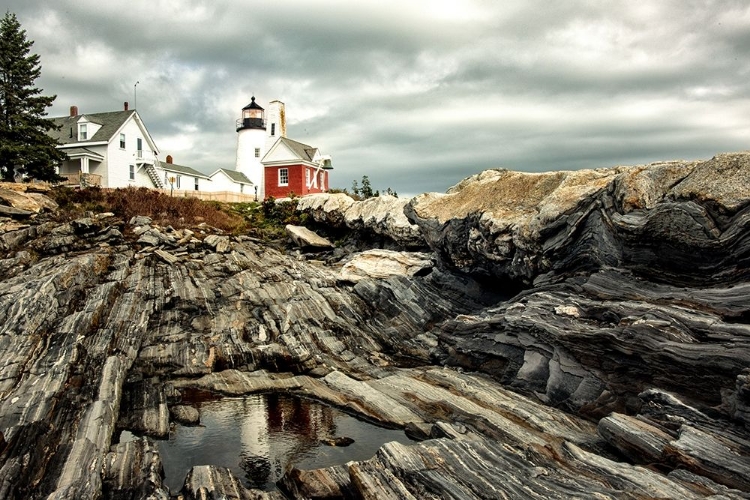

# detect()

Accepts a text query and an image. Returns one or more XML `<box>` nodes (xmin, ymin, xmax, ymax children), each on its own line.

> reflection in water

<box><xmin>157</xmin><ymin>393</ymin><xmax>414</xmax><ymax>492</ymax></box>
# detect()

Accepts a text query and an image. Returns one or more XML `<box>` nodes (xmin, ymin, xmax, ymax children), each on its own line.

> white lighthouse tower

<box><xmin>235</xmin><ymin>97</ymin><xmax>286</xmax><ymax>200</ymax></box>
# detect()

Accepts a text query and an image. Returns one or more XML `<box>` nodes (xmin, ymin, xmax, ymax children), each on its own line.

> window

<box><xmin>136</xmin><ymin>138</ymin><xmax>143</xmax><ymax>158</ymax></box>
<box><xmin>278</xmin><ymin>168</ymin><xmax>288</xmax><ymax>186</ymax></box>
<box><xmin>271</xmin><ymin>123</ymin><xmax>276</xmax><ymax>136</ymax></box>
<box><xmin>176</xmin><ymin>175</ymin><xmax>181</xmax><ymax>189</ymax></box>
<box><xmin>240</xmin><ymin>184</ymin><xmax>244</xmax><ymax>193</ymax></box>
<box><xmin>129</xmin><ymin>165</ymin><xmax>135</xmax><ymax>180</ymax></box>
<box><xmin>120</xmin><ymin>133</ymin><xmax>126</xmax><ymax>149</ymax></box>
<box><xmin>254</xmin><ymin>148</ymin><xmax>260</xmax><ymax>158</ymax></box>
<box><xmin>79</xmin><ymin>123</ymin><xmax>87</xmax><ymax>140</ymax></box>
<box><xmin>194</xmin><ymin>177</ymin><xmax>199</xmax><ymax>191</ymax></box>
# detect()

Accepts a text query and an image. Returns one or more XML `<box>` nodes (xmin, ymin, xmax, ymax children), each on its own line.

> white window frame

<box><xmin>194</xmin><ymin>177</ymin><xmax>199</xmax><ymax>191</ymax></box>
<box><xmin>79</xmin><ymin>123</ymin><xmax>87</xmax><ymax>140</ymax></box>
<box><xmin>176</xmin><ymin>175</ymin><xmax>181</xmax><ymax>189</ymax></box>
<box><xmin>278</xmin><ymin>168</ymin><xmax>288</xmax><ymax>186</ymax></box>
<box><xmin>120</xmin><ymin>133</ymin><xmax>126</xmax><ymax>149</ymax></box>
<box><xmin>254</xmin><ymin>148</ymin><xmax>260</xmax><ymax>158</ymax></box>
<box><xmin>129</xmin><ymin>164</ymin><xmax>135</xmax><ymax>181</ymax></box>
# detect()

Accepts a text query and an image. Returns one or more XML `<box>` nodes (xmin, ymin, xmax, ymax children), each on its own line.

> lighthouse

<box><xmin>235</xmin><ymin>97</ymin><xmax>286</xmax><ymax>200</ymax></box>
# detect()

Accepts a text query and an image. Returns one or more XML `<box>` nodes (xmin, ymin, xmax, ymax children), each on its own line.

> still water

<box><xmin>155</xmin><ymin>393</ymin><xmax>414</xmax><ymax>492</ymax></box>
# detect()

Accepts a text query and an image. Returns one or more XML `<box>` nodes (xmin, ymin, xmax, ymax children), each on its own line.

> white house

<box><xmin>159</xmin><ymin>156</ymin><xmax>211</xmax><ymax>192</ymax></box>
<box><xmin>49</xmin><ymin>103</ymin><xmax>175</xmax><ymax>189</ymax></box>
<box><xmin>208</xmin><ymin>168</ymin><xmax>255</xmax><ymax>197</ymax></box>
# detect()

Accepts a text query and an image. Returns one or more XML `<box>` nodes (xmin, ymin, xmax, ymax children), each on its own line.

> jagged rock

<box><xmin>203</xmin><ymin>234</ymin><xmax>230</xmax><ymax>252</ymax></box>
<box><xmin>102</xmin><ymin>436</ymin><xmax>170</xmax><ymax>499</ymax></box>
<box><xmin>0</xmin><ymin>152</ymin><xmax>749</xmax><ymax>499</ymax></box>
<box><xmin>118</xmin><ymin>380</ymin><xmax>169</xmax><ymax>438</ymax></box>
<box><xmin>181</xmin><ymin>465</ymin><xmax>282</xmax><ymax>500</ymax></box>
<box><xmin>154</xmin><ymin>248</ymin><xmax>180</xmax><ymax>265</ymax></box>
<box><xmin>286</xmin><ymin>224</ymin><xmax>333</xmax><ymax>248</ymax></box>
<box><xmin>280</xmin><ymin>466</ymin><xmax>354</xmax><ymax>499</ymax></box>
<box><xmin>129</xmin><ymin>215</ymin><xmax>152</xmax><ymax>226</ymax></box>
<box><xmin>297</xmin><ymin>193</ymin><xmax>424</xmax><ymax>247</ymax></box>
<box><xmin>339</xmin><ymin>249</ymin><xmax>433</xmax><ymax>282</ymax></box>
<box><xmin>0</xmin><ymin>205</ymin><xmax>32</xmax><ymax>218</ymax></box>
<box><xmin>405</xmin><ymin>153</ymin><xmax>750</xmax><ymax>285</ymax></box>
<box><xmin>0</xmin><ymin>188</ymin><xmax>48</xmax><ymax>213</ymax></box>
<box><xmin>169</xmin><ymin>405</ymin><xmax>200</xmax><ymax>425</ymax></box>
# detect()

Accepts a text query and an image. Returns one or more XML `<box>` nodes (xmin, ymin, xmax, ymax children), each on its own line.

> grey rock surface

<box><xmin>0</xmin><ymin>152</ymin><xmax>748</xmax><ymax>498</ymax></box>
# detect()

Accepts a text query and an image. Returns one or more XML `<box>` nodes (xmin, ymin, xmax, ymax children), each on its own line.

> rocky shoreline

<box><xmin>0</xmin><ymin>152</ymin><xmax>748</xmax><ymax>499</ymax></box>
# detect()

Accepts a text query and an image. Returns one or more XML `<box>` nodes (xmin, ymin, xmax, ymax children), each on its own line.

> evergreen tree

<box><xmin>359</xmin><ymin>175</ymin><xmax>374</xmax><ymax>198</ymax></box>
<box><xmin>0</xmin><ymin>11</ymin><xmax>64</xmax><ymax>182</ymax></box>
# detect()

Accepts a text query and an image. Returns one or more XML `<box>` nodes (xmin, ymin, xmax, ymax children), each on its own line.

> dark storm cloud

<box><xmin>7</xmin><ymin>1</ymin><xmax>750</xmax><ymax>195</ymax></box>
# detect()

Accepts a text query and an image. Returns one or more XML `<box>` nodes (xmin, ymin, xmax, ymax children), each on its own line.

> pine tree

<box><xmin>0</xmin><ymin>11</ymin><xmax>64</xmax><ymax>182</ymax></box>
<box><xmin>359</xmin><ymin>175</ymin><xmax>373</xmax><ymax>198</ymax></box>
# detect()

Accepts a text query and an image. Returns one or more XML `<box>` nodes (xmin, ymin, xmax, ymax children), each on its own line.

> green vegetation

<box><xmin>0</xmin><ymin>12</ymin><xmax>65</xmax><ymax>182</ymax></box>
<box><xmin>227</xmin><ymin>195</ymin><xmax>307</xmax><ymax>240</ymax></box>
<box><xmin>345</xmin><ymin>175</ymin><xmax>398</xmax><ymax>200</ymax></box>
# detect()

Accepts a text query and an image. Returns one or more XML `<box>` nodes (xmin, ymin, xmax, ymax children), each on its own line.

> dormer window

<box><xmin>79</xmin><ymin>123</ymin><xmax>88</xmax><ymax>140</ymax></box>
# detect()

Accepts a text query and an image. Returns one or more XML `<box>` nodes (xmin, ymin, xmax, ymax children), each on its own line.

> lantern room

<box><xmin>236</xmin><ymin>96</ymin><xmax>266</xmax><ymax>132</ymax></box>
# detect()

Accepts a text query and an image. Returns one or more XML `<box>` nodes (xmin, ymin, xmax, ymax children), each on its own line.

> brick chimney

<box><xmin>124</xmin><ymin>101</ymin><xmax>129</xmax><ymax>111</ymax></box>
<box><xmin>166</xmin><ymin>155</ymin><xmax>173</xmax><ymax>164</ymax></box>
<box><xmin>70</xmin><ymin>106</ymin><xmax>78</xmax><ymax>117</ymax></box>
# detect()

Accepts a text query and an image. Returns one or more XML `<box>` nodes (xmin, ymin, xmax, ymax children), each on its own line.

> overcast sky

<box><xmin>9</xmin><ymin>1</ymin><xmax>750</xmax><ymax>196</ymax></box>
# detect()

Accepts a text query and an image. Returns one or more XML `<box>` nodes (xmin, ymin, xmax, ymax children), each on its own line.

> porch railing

<box><xmin>57</xmin><ymin>172</ymin><xmax>102</xmax><ymax>187</ymax></box>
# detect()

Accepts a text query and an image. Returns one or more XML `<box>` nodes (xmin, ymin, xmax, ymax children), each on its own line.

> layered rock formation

<box><xmin>0</xmin><ymin>153</ymin><xmax>748</xmax><ymax>499</ymax></box>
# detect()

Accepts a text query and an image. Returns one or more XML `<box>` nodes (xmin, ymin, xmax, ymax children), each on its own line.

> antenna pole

<box><xmin>134</xmin><ymin>81</ymin><xmax>139</xmax><ymax>109</ymax></box>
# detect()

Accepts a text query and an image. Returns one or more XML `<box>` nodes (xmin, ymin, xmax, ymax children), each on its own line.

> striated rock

<box><xmin>0</xmin><ymin>204</ymin><xmax>33</xmax><ymax>218</ymax></box>
<box><xmin>0</xmin><ymin>188</ymin><xmax>52</xmax><ymax>213</ymax></box>
<box><xmin>203</xmin><ymin>234</ymin><xmax>230</xmax><ymax>253</ymax></box>
<box><xmin>296</xmin><ymin>192</ymin><xmax>355</xmax><ymax>227</ymax></box>
<box><xmin>280</xmin><ymin>466</ymin><xmax>354</xmax><ymax>499</ymax></box>
<box><xmin>0</xmin><ymin>152</ymin><xmax>749</xmax><ymax>499</ymax></box>
<box><xmin>297</xmin><ymin>193</ymin><xmax>424</xmax><ymax>247</ymax></box>
<box><xmin>286</xmin><ymin>224</ymin><xmax>334</xmax><ymax>249</ymax></box>
<box><xmin>181</xmin><ymin>465</ymin><xmax>283</xmax><ymax>500</ymax></box>
<box><xmin>102</xmin><ymin>436</ymin><xmax>170</xmax><ymax>499</ymax></box>
<box><xmin>339</xmin><ymin>249</ymin><xmax>433</xmax><ymax>282</ymax></box>
<box><xmin>405</xmin><ymin>153</ymin><xmax>750</xmax><ymax>285</ymax></box>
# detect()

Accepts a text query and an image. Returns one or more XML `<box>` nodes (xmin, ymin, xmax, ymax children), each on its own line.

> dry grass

<box><xmin>51</xmin><ymin>186</ymin><xmax>248</xmax><ymax>233</ymax></box>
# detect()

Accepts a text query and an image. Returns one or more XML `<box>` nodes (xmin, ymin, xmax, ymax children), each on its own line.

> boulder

<box><xmin>297</xmin><ymin>193</ymin><xmax>425</xmax><ymax>247</ymax></box>
<box><xmin>286</xmin><ymin>224</ymin><xmax>333</xmax><ymax>248</ymax></box>
<box><xmin>340</xmin><ymin>249</ymin><xmax>433</xmax><ymax>282</ymax></box>
<box><xmin>0</xmin><ymin>188</ymin><xmax>48</xmax><ymax>213</ymax></box>
<box><xmin>170</xmin><ymin>404</ymin><xmax>200</xmax><ymax>425</ymax></box>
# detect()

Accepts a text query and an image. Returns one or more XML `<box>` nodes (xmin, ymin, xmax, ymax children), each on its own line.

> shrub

<box><xmin>50</xmin><ymin>186</ymin><xmax>247</xmax><ymax>233</ymax></box>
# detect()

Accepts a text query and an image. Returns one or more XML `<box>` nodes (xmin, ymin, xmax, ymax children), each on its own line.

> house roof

<box><xmin>161</xmin><ymin>162</ymin><xmax>210</xmax><ymax>179</ymax></box>
<box><xmin>275</xmin><ymin>137</ymin><xmax>318</xmax><ymax>162</ymax></box>
<box><xmin>210</xmin><ymin>168</ymin><xmax>253</xmax><ymax>184</ymax></box>
<box><xmin>49</xmin><ymin>110</ymin><xmax>136</xmax><ymax>145</ymax></box>
<box><xmin>60</xmin><ymin>147</ymin><xmax>105</xmax><ymax>161</ymax></box>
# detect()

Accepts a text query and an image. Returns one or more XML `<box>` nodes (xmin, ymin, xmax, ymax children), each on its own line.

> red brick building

<box><xmin>263</xmin><ymin>137</ymin><xmax>332</xmax><ymax>199</ymax></box>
